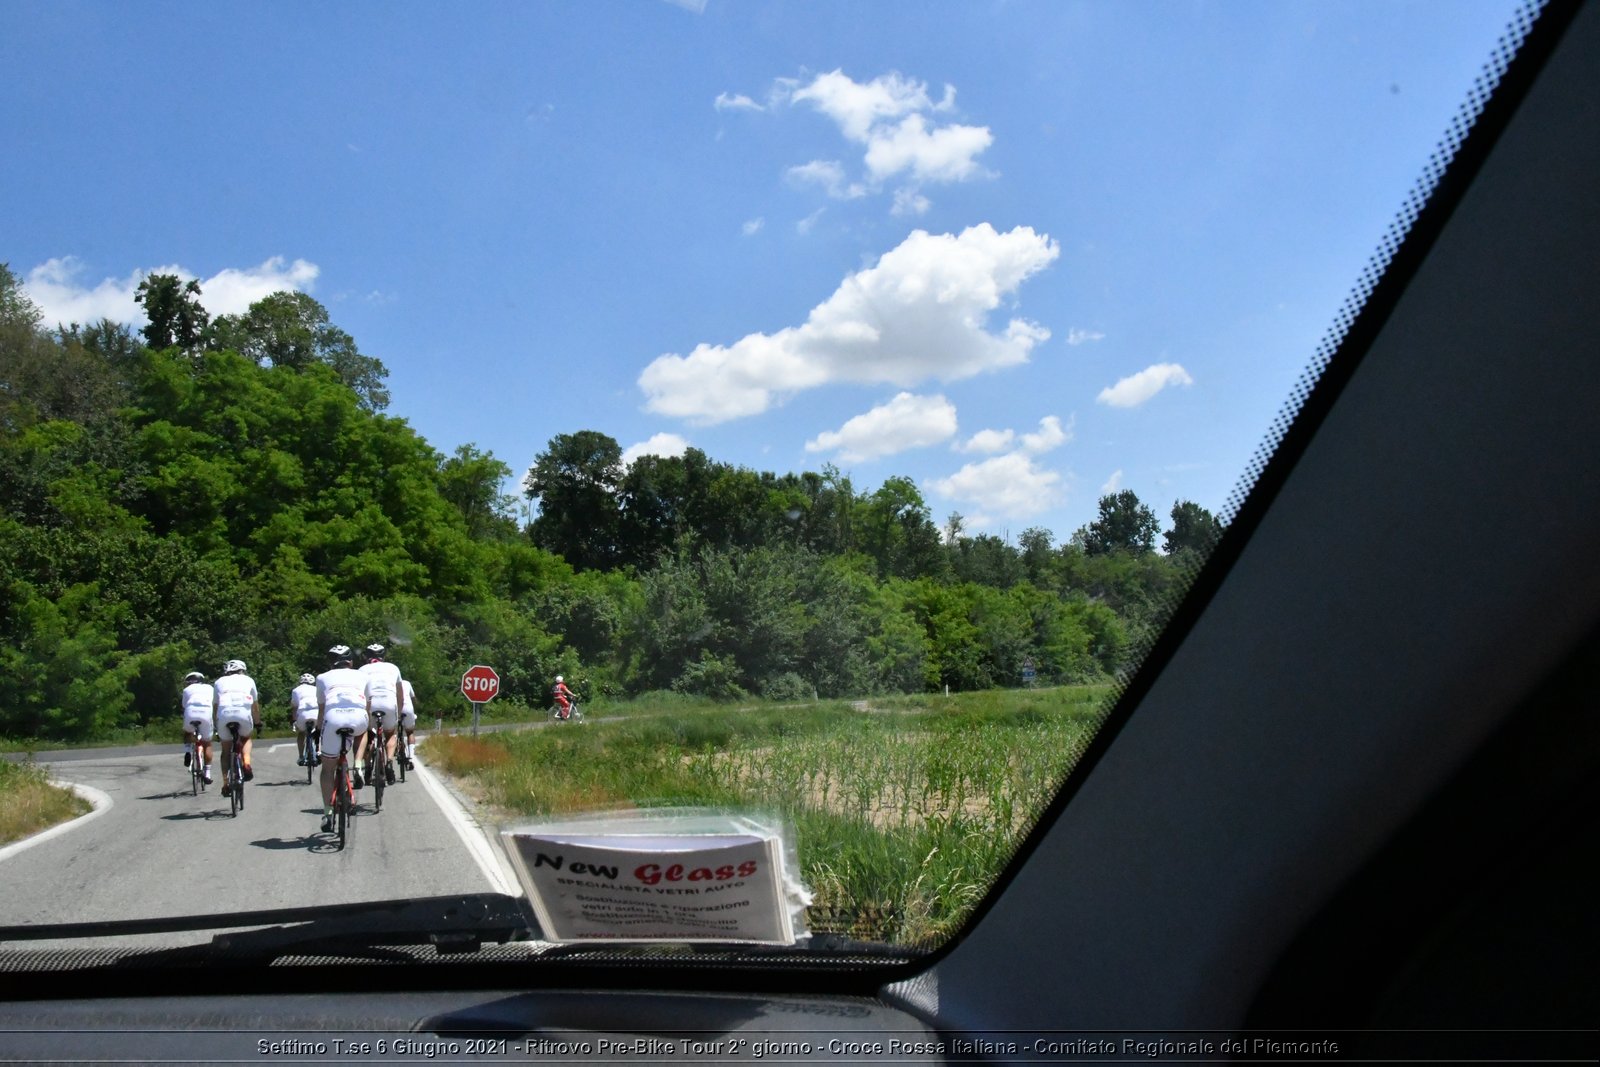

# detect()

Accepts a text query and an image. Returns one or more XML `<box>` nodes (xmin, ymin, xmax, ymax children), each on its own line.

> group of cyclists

<box><xmin>178</xmin><ymin>643</ymin><xmax>419</xmax><ymax>836</ymax></box>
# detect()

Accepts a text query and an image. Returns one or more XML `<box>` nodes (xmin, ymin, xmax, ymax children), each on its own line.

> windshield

<box><xmin>0</xmin><ymin>0</ymin><xmax>1529</xmax><ymax>961</ymax></box>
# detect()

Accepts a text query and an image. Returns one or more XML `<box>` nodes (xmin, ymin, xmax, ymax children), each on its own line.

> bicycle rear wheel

<box><xmin>335</xmin><ymin>767</ymin><xmax>350</xmax><ymax>850</ymax></box>
<box><xmin>190</xmin><ymin>745</ymin><xmax>201</xmax><ymax>796</ymax></box>
<box><xmin>229</xmin><ymin>754</ymin><xmax>241</xmax><ymax>817</ymax></box>
<box><xmin>372</xmin><ymin>746</ymin><xmax>385</xmax><ymax>813</ymax></box>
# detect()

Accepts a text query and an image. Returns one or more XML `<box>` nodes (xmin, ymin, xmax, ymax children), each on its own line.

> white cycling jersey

<box><xmin>317</xmin><ymin>666</ymin><xmax>369</xmax><ymax>753</ymax></box>
<box><xmin>180</xmin><ymin>683</ymin><xmax>214</xmax><ymax>734</ymax></box>
<box><xmin>399</xmin><ymin>679</ymin><xmax>417</xmax><ymax>728</ymax></box>
<box><xmin>214</xmin><ymin>674</ymin><xmax>258</xmax><ymax>737</ymax></box>
<box><xmin>360</xmin><ymin>659</ymin><xmax>404</xmax><ymax>716</ymax></box>
<box><xmin>289</xmin><ymin>682</ymin><xmax>319</xmax><ymax>729</ymax></box>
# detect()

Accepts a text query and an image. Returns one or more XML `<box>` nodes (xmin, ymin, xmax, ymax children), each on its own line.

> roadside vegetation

<box><xmin>0</xmin><ymin>759</ymin><xmax>90</xmax><ymax>846</ymax></box>
<box><xmin>1</xmin><ymin>263</ymin><xmax>1217</xmax><ymax>749</ymax></box>
<box><xmin>427</xmin><ymin>685</ymin><xmax>1112</xmax><ymax>945</ymax></box>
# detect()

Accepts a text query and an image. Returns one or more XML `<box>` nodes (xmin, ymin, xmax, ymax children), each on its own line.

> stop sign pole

<box><xmin>461</xmin><ymin>665</ymin><xmax>500</xmax><ymax>737</ymax></box>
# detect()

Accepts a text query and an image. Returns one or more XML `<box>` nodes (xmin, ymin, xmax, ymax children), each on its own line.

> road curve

<box><xmin>0</xmin><ymin>739</ymin><xmax>514</xmax><ymax>949</ymax></box>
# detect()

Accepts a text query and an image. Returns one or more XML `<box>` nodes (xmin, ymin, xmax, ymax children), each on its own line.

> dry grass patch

<box><xmin>0</xmin><ymin>760</ymin><xmax>90</xmax><ymax>846</ymax></box>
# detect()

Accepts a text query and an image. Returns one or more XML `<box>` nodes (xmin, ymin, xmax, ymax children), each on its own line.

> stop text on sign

<box><xmin>461</xmin><ymin>665</ymin><xmax>500</xmax><ymax>703</ymax></box>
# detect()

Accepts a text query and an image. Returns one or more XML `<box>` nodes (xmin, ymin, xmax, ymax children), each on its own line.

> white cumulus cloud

<box><xmin>805</xmin><ymin>392</ymin><xmax>957</xmax><ymax>462</ymax></box>
<box><xmin>714</xmin><ymin>92</ymin><xmax>763</xmax><ymax>112</ymax></box>
<box><xmin>1101</xmin><ymin>469</ymin><xmax>1124</xmax><ymax>493</ymax></box>
<box><xmin>638</xmin><ymin>224</ymin><xmax>1059</xmax><ymax>424</ymax></box>
<box><xmin>863</xmin><ymin>112</ymin><xmax>993</xmax><ymax>184</ymax></box>
<box><xmin>22</xmin><ymin>255</ymin><xmax>319</xmax><ymax>328</ymax></box>
<box><xmin>785</xmin><ymin>160</ymin><xmax>866</xmax><ymax>200</ymax></box>
<box><xmin>1096</xmin><ymin>362</ymin><xmax>1195</xmax><ymax>408</ymax></box>
<box><xmin>1066</xmin><ymin>328</ymin><xmax>1106</xmax><ymax>345</ymax></box>
<box><xmin>958</xmin><ymin>414</ymin><xmax>1071</xmax><ymax>455</ymax></box>
<box><xmin>723</xmin><ymin>69</ymin><xmax>992</xmax><ymax>212</ymax></box>
<box><xmin>741</xmin><ymin>217</ymin><xmax>765</xmax><ymax>236</ymax></box>
<box><xmin>891</xmin><ymin>188</ymin><xmax>932</xmax><ymax>217</ymax></box>
<box><xmin>1020</xmin><ymin>414</ymin><xmax>1071</xmax><ymax>454</ymax></box>
<box><xmin>955</xmin><ymin>428</ymin><xmax>1015</xmax><ymax>454</ymax></box>
<box><xmin>929</xmin><ymin>451</ymin><xmax>1064</xmax><ymax>524</ymax></box>
<box><xmin>621</xmin><ymin>433</ymin><xmax>691</xmax><ymax>467</ymax></box>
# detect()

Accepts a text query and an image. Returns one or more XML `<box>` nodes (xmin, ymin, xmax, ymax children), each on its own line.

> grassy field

<box><xmin>427</xmin><ymin>685</ymin><xmax>1113</xmax><ymax>946</ymax></box>
<box><xmin>0</xmin><ymin>759</ymin><xmax>91</xmax><ymax>847</ymax></box>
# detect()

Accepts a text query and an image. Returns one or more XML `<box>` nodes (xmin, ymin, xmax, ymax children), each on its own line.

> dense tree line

<box><xmin>1</xmin><ymin>263</ymin><xmax>1221</xmax><ymax>742</ymax></box>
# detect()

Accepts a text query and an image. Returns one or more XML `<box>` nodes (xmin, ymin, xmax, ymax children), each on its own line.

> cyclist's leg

<box><xmin>240</xmin><ymin>724</ymin><xmax>254</xmax><ymax>780</ymax></box>
<box><xmin>353</xmin><ymin>726</ymin><xmax>369</xmax><ymax>787</ymax></box>
<box><xmin>317</xmin><ymin>727</ymin><xmax>339</xmax><ymax>830</ymax></box>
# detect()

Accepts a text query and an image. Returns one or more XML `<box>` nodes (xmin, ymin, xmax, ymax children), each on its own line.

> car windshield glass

<box><xmin>0</xmin><ymin>0</ymin><xmax>1530</xmax><ymax>959</ymax></box>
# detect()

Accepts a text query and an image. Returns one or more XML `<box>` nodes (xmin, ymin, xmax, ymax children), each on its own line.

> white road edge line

<box><xmin>0</xmin><ymin>781</ymin><xmax>114</xmax><ymax>864</ymax></box>
<box><xmin>411</xmin><ymin>743</ymin><xmax>519</xmax><ymax>897</ymax></box>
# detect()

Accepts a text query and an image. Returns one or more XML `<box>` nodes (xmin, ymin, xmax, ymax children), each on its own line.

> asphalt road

<box><xmin>0</xmin><ymin>737</ymin><xmax>519</xmax><ymax>949</ymax></box>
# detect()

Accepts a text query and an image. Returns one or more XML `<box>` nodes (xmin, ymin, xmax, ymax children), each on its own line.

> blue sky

<box><xmin>4</xmin><ymin>0</ymin><xmax>1520</xmax><ymax>543</ymax></box>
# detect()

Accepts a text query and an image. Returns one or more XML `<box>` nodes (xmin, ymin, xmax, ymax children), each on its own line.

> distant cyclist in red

<box><xmin>552</xmin><ymin>675</ymin><xmax>576</xmax><ymax>719</ymax></box>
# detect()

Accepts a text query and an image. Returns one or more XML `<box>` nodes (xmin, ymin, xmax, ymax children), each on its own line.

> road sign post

<box><xmin>461</xmin><ymin>665</ymin><xmax>500</xmax><ymax>737</ymax></box>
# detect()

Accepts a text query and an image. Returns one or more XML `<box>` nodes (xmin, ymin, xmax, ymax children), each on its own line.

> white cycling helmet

<box><xmin>299</xmin><ymin>673</ymin><xmax>315</xmax><ymax>685</ymax></box>
<box><xmin>328</xmin><ymin>644</ymin><xmax>352</xmax><ymax>660</ymax></box>
<box><xmin>555</xmin><ymin>675</ymin><xmax>563</xmax><ymax>683</ymax></box>
<box><xmin>224</xmin><ymin>659</ymin><xmax>246</xmax><ymax>674</ymax></box>
<box><xmin>184</xmin><ymin>671</ymin><xmax>206</xmax><ymax>683</ymax></box>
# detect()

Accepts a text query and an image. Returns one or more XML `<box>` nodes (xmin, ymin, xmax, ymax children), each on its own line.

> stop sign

<box><xmin>461</xmin><ymin>664</ymin><xmax>500</xmax><ymax>703</ymax></box>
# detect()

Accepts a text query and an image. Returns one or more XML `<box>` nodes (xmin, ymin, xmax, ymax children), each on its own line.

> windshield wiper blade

<box><xmin>0</xmin><ymin>892</ymin><xmax>537</xmax><ymax>956</ymax></box>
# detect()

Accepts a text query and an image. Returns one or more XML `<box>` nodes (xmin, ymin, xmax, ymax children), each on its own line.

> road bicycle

<box><xmin>549</xmin><ymin>700</ymin><xmax>584</xmax><ymax>724</ymax></box>
<box><xmin>330</xmin><ymin>727</ymin><xmax>357</xmax><ymax>850</ymax></box>
<box><xmin>187</xmin><ymin>719</ymin><xmax>208</xmax><ymax>796</ymax></box>
<box><xmin>394</xmin><ymin>722</ymin><xmax>411</xmax><ymax>784</ymax></box>
<box><xmin>367</xmin><ymin>713</ymin><xmax>390</xmax><ymax>814</ymax></box>
<box><xmin>223</xmin><ymin>722</ymin><xmax>245</xmax><ymax>816</ymax></box>
<box><xmin>303</xmin><ymin>726</ymin><xmax>320</xmax><ymax>785</ymax></box>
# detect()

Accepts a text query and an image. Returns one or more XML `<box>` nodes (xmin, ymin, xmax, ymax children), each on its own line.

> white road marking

<box><xmin>410</xmin><ymin>746</ymin><xmax>519</xmax><ymax>897</ymax></box>
<box><xmin>0</xmin><ymin>782</ymin><xmax>114</xmax><ymax>863</ymax></box>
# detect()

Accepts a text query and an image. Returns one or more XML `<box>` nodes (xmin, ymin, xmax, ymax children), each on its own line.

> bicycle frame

<box><xmin>331</xmin><ymin>727</ymin><xmax>356</xmax><ymax>850</ymax></box>
<box><xmin>369</xmin><ymin>712</ymin><xmax>388</xmax><ymax>813</ymax></box>
<box><xmin>187</xmin><ymin>720</ymin><xmax>206</xmax><ymax>796</ymax></box>
<box><xmin>225</xmin><ymin>722</ymin><xmax>244</xmax><ymax>816</ymax></box>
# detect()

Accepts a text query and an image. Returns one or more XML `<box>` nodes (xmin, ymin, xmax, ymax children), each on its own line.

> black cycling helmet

<box><xmin>365</xmin><ymin>643</ymin><xmax>385</xmax><ymax>660</ymax></box>
<box><xmin>328</xmin><ymin>644</ymin><xmax>353</xmax><ymax>665</ymax></box>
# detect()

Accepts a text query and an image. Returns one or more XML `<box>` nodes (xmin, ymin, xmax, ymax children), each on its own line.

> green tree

<box><xmin>1165</xmin><ymin>499</ymin><xmax>1222</xmax><ymax>557</ymax></box>
<box><xmin>133</xmin><ymin>274</ymin><xmax>209</xmax><ymax>353</ymax></box>
<box><xmin>438</xmin><ymin>444</ymin><xmax>516</xmax><ymax>540</ymax></box>
<box><xmin>1077</xmin><ymin>490</ymin><xmax>1160</xmax><ymax>556</ymax></box>
<box><xmin>858</xmin><ymin>476</ymin><xmax>945</xmax><ymax>581</ymax></box>
<box><xmin>209</xmin><ymin>291</ymin><xmax>390</xmax><ymax>410</ymax></box>
<box><xmin>525</xmin><ymin>431</ymin><xmax>623</xmax><ymax>571</ymax></box>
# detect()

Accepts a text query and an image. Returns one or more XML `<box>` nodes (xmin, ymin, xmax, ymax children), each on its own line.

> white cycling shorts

<box><xmin>319</xmin><ymin>709</ymin><xmax>368</xmax><ymax>755</ymax></box>
<box><xmin>216</xmin><ymin>711</ymin><xmax>254</xmax><ymax>739</ymax></box>
<box><xmin>182</xmin><ymin>713</ymin><xmax>214</xmax><ymax>738</ymax></box>
<box><xmin>398</xmin><ymin>706</ymin><xmax>417</xmax><ymax>728</ymax></box>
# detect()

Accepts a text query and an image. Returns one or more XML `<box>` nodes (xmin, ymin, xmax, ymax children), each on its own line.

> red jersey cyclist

<box><xmin>552</xmin><ymin>675</ymin><xmax>577</xmax><ymax>719</ymax></box>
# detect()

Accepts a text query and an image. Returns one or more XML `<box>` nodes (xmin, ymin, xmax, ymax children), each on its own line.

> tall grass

<box><xmin>429</xmin><ymin>685</ymin><xmax>1110</xmax><ymax>945</ymax></box>
<box><xmin>0</xmin><ymin>759</ymin><xmax>91</xmax><ymax>846</ymax></box>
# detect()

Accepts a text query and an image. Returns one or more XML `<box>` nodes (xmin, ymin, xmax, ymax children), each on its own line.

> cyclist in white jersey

<box><xmin>316</xmin><ymin>644</ymin><xmax>370</xmax><ymax>834</ymax></box>
<box><xmin>213</xmin><ymin>659</ymin><xmax>263</xmax><ymax>797</ymax></box>
<box><xmin>359</xmin><ymin>643</ymin><xmax>406</xmax><ymax>786</ymax></box>
<box><xmin>179</xmin><ymin>671</ymin><xmax>214</xmax><ymax>786</ymax></box>
<box><xmin>398</xmin><ymin>678</ymin><xmax>417</xmax><ymax>771</ymax></box>
<box><xmin>288</xmin><ymin>673</ymin><xmax>319</xmax><ymax>766</ymax></box>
